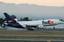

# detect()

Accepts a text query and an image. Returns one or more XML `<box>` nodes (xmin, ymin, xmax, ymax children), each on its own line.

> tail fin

<box><xmin>3</xmin><ymin>13</ymin><xmax>24</xmax><ymax>28</ymax></box>
<box><xmin>3</xmin><ymin>12</ymin><xmax>17</xmax><ymax>23</ymax></box>
<box><xmin>3</xmin><ymin>12</ymin><xmax>10</xmax><ymax>18</ymax></box>
<box><xmin>3</xmin><ymin>12</ymin><xmax>16</xmax><ymax>20</ymax></box>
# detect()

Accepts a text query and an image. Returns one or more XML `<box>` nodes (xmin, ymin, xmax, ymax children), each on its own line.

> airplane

<box><xmin>3</xmin><ymin>13</ymin><xmax>43</xmax><ymax>30</ymax></box>
<box><xmin>2</xmin><ymin>12</ymin><xmax>64</xmax><ymax>30</ymax></box>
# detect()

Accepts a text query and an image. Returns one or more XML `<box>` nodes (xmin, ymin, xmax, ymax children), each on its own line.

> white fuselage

<box><xmin>15</xmin><ymin>19</ymin><xmax>64</xmax><ymax>28</ymax></box>
<box><xmin>18</xmin><ymin>20</ymin><xmax>43</xmax><ymax>27</ymax></box>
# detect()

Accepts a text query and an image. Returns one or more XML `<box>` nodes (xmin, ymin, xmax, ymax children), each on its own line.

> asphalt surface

<box><xmin>0</xmin><ymin>27</ymin><xmax>64</xmax><ymax>42</ymax></box>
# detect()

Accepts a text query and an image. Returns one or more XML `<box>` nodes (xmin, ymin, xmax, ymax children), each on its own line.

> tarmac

<box><xmin>0</xmin><ymin>28</ymin><xmax>64</xmax><ymax>42</ymax></box>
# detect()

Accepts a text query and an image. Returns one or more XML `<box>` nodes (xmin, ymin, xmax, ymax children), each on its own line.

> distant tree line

<box><xmin>20</xmin><ymin>17</ymin><xmax>32</xmax><ymax>21</ymax></box>
<box><xmin>0</xmin><ymin>18</ymin><xmax>4</xmax><ymax>26</ymax></box>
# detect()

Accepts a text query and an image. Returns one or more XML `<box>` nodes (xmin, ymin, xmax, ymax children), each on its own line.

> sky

<box><xmin>0</xmin><ymin>0</ymin><xmax>64</xmax><ymax>18</ymax></box>
<box><xmin>0</xmin><ymin>0</ymin><xmax>64</xmax><ymax>7</ymax></box>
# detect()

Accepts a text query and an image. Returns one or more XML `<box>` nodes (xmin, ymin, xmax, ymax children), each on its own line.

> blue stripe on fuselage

<box><xmin>6</xmin><ymin>20</ymin><xmax>24</xmax><ymax>28</ymax></box>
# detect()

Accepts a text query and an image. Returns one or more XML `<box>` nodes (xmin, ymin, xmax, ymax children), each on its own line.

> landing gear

<box><xmin>41</xmin><ymin>26</ymin><xmax>47</xmax><ymax>32</ymax></box>
<box><xmin>26</xmin><ymin>25</ymin><xmax>35</xmax><ymax>31</ymax></box>
<box><xmin>27</xmin><ymin>27</ymin><xmax>35</xmax><ymax>31</ymax></box>
<box><xmin>53</xmin><ymin>26</ymin><xmax>55</xmax><ymax>30</ymax></box>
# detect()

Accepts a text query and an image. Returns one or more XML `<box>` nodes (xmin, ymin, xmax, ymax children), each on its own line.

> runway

<box><xmin>0</xmin><ymin>29</ymin><xmax>64</xmax><ymax>42</ymax></box>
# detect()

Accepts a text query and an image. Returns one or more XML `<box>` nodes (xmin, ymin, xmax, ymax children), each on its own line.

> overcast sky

<box><xmin>0</xmin><ymin>0</ymin><xmax>64</xmax><ymax>19</ymax></box>
<box><xmin>0</xmin><ymin>0</ymin><xmax>64</xmax><ymax>7</ymax></box>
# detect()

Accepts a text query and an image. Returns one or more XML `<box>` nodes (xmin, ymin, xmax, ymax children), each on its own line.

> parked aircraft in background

<box><xmin>3</xmin><ymin>13</ymin><xmax>64</xmax><ymax>30</ymax></box>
